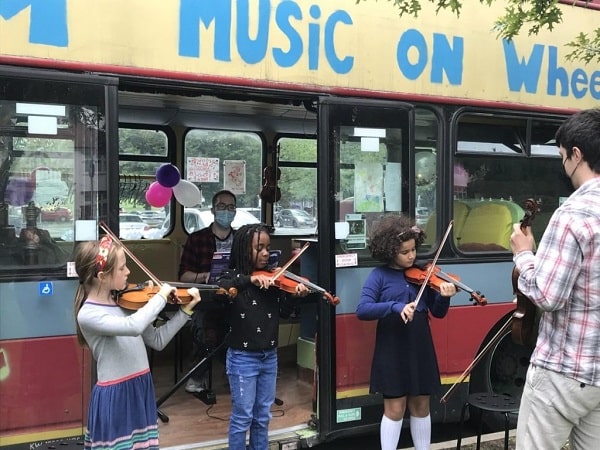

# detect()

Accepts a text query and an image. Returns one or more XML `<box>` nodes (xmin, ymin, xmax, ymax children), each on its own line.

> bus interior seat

<box><xmin>423</xmin><ymin>201</ymin><xmax>470</xmax><ymax>246</ymax></box>
<box><xmin>456</xmin><ymin>202</ymin><xmax>516</xmax><ymax>251</ymax></box>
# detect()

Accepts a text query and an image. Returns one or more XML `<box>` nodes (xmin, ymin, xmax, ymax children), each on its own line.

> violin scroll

<box><xmin>216</xmin><ymin>286</ymin><xmax>238</xmax><ymax>298</ymax></box>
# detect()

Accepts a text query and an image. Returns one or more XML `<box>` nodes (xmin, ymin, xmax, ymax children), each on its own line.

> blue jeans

<box><xmin>226</xmin><ymin>347</ymin><xmax>277</xmax><ymax>450</ymax></box>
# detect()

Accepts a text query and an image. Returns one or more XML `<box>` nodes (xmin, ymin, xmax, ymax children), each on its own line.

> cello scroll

<box><xmin>511</xmin><ymin>198</ymin><xmax>539</xmax><ymax>345</ymax></box>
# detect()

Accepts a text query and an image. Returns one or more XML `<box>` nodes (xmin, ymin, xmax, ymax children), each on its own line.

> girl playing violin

<box><xmin>73</xmin><ymin>236</ymin><xmax>201</xmax><ymax>450</ymax></box>
<box><xmin>356</xmin><ymin>215</ymin><xmax>457</xmax><ymax>450</ymax></box>
<box><xmin>214</xmin><ymin>223</ymin><xmax>309</xmax><ymax>450</ymax></box>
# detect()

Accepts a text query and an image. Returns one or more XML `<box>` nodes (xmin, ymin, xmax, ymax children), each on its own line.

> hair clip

<box><xmin>398</xmin><ymin>225</ymin><xmax>423</xmax><ymax>239</ymax></box>
<box><xmin>95</xmin><ymin>235</ymin><xmax>113</xmax><ymax>274</ymax></box>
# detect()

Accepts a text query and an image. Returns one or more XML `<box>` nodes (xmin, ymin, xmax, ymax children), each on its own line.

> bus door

<box><xmin>314</xmin><ymin>97</ymin><xmax>415</xmax><ymax>441</ymax></box>
<box><xmin>0</xmin><ymin>66</ymin><xmax>117</xmax><ymax>449</ymax></box>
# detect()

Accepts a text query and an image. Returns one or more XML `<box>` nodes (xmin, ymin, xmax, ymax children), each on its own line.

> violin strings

<box><xmin>271</xmin><ymin>242</ymin><xmax>310</xmax><ymax>282</ymax></box>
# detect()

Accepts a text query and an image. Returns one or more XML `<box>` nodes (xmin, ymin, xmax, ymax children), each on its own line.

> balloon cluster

<box><xmin>146</xmin><ymin>163</ymin><xmax>201</xmax><ymax>208</ymax></box>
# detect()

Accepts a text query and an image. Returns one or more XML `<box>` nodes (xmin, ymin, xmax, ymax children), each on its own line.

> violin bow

<box><xmin>440</xmin><ymin>314</ymin><xmax>513</xmax><ymax>404</ymax></box>
<box><xmin>99</xmin><ymin>221</ymin><xmax>162</xmax><ymax>287</ymax></box>
<box><xmin>271</xmin><ymin>242</ymin><xmax>310</xmax><ymax>282</ymax></box>
<box><xmin>413</xmin><ymin>220</ymin><xmax>453</xmax><ymax>308</ymax></box>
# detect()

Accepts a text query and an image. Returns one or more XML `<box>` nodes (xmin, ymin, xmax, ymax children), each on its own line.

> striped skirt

<box><xmin>84</xmin><ymin>370</ymin><xmax>159</xmax><ymax>450</ymax></box>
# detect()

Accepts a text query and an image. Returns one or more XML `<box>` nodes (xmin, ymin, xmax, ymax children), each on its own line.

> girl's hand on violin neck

<box><xmin>251</xmin><ymin>273</ymin><xmax>274</xmax><ymax>290</ymax></box>
<box><xmin>182</xmin><ymin>287</ymin><xmax>201</xmax><ymax>314</ymax></box>
<box><xmin>293</xmin><ymin>283</ymin><xmax>310</xmax><ymax>297</ymax></box>
<box><xmin>439</xmin><ymin>282</ymin><xmax>457</xmax><ymax>297</ymax></box>
<box><xmin>401</xmin><ymin>302</ymin><xmax>416</xmax><ymax>323</ymax></box>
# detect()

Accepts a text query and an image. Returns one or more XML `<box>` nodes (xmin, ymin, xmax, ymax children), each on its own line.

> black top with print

<box><xmin>216</xmin><ymin>271</ymin><xmax>296</xmax><ymax>351</ymax></box>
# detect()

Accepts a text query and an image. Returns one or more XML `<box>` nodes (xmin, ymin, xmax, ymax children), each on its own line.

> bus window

<box><xmin>414</xmin><ymin>108</ymin><xmax>440</xmax><ymax>244</ymax></box>
<box><xmin>453</xmin><ymin>113</ymin><xmax>569</xmax><ymax>252</ymax></box>
<box><xmin>183</xmin><ymin>129</ymin><xmax>263</xmax><ymax>234</ymax></box>
<box><xmin>118</xmin><ymin>127</ymin><xmax>170</xmax><ymax>239</ymax></box>
<box><xmin>276</xmin><ymin>137</ymin><xmax>317</xmax><ymax>235</ymax></box>
<box><xmin>334</xmin><ymin>106</ymin><xmax>439</xmax><ymax>261</ymax></box>
<box><xmin>0</xmin><ymin>88</ymin><xmax>107</xmax><ymax>270</ymax></box>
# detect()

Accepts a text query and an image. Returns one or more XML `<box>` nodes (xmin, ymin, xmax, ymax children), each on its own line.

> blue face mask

<box><xmin>214</xmin><ymin>210</ymin><xmax>235</xmax><ymax>228</ymax></box>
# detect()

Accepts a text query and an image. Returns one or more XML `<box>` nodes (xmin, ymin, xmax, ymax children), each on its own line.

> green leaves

<box><xmin>356</xmin><ymin>0</ymin><xmax>599</xmax><ymax>63</ymax></box>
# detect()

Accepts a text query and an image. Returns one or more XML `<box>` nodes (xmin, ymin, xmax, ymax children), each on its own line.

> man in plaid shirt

<box><xmin>511</xmin><ymin>108</ymin><xmax>600</xmax><ymax>450</ymax></box>
<box><xmin>179</xmin><ymin>190</ymin><xmax>237</xmax><ymax>396</ymax></box>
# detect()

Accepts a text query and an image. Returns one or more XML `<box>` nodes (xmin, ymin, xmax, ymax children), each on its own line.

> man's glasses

<box><xmin>215</xmin><ymin>203</ymin><xmax>236</xmax><ymax>211</ymax></box>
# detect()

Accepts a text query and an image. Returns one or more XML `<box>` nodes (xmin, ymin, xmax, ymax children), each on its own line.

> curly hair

<box><xmin>368</xmin><ymin>215</ymin><xmax>425</xmax><ymax>263</ymax></box>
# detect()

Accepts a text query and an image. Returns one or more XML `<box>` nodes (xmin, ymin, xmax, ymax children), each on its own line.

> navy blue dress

<box><xmin>356</xmin><ymin>265</ymin><xmax>450</xmax><ymax>397</ymax></box>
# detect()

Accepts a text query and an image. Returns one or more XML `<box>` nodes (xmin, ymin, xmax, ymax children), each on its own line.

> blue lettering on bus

<box><xmin>397</xmin><ymin>29</ymin><xmax>427</xmax><ymax>80</ymax></box>
<box><xmin>179</xmin><ymin>0</ymin><xmax>232</xmax><ymax>61</ymax></box>
<box><xmin>396</xmin><ymin>29</ymin><xmax>462</xmax><ymax>84</ymax></box>
<box><xmin>431</xmin><ymin>33</ymin><xmax>462</xmax><ymax>84</ymax></box>
<box><xmin>503</xmin><ymin>40</ymin><xmax>544</xmax><ymax>93</ymax></box>
<box><xmin>273</xmin><ymin>1</ymin><xmax>303</xmax><ymax>68</ymax></box>
<box><xmin>0</xmin><ymin>0</ymin><xmax>67</xmax><ymax>47</ymax></box>
<box><xmin>308</xmin><ymin>5</ymin><xmax>320</xmax><ymax>70</ymax></box>
<box><xmin>547</xmin><ymin>46</ymin><xmax>600</xmax><ymax>100</ymax></box>
<box><xmin>324</xmin><ymin>10</ymin><xmax>353</xmax><ymax>74</ymax></box>
<box><xmin>236</xmin><ymin>0</ymin><xmax>269</xmax><ymax>64</ymax></box>
<box><xmin>179</xmin><ymin>0</ymin><xmax>354</xmax><ymax>74</ymax></box>
<box><xmin>504</xmin><ymin>41</ymin><xmax>600</xmax><ymax>100</ymax></box>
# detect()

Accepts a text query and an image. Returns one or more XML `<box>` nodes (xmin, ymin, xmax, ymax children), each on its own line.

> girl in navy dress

<box><xmin>356</xmin><ymin>215</ymin><xmax>457</xmax><ymax>450</ymax></box>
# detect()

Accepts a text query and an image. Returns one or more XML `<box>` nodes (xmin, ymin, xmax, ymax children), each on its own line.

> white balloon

<box><xmin>173</xmin><ymin>179</ymin><xmax>201</xmax><ymax>207</ymax></box>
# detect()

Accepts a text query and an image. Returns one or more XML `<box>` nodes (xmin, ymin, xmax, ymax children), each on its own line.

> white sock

<box><xmin>380</xmin><ymin>414</ymin><xmax>402</xmax><ymax>450</ymax></box>
<box><xmin>410</xmin><ymin>414</ymin><xmax>431</xmax><ymax>450</ymax></box>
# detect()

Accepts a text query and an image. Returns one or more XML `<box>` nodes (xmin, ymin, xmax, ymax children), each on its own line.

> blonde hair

<box><xmin>73</xmin><ymin>238</ymin><xmax>122</xmax><ymax>346</ymax></box>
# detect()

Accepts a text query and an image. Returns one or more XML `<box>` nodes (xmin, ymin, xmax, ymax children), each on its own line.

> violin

<box><xmin>405</xmin><ymin>263</ymin><xmax>487</xmax><ymax>306</ymax></box>
<box><xmin>259</xmin><ymin>166</ymin><xmax>281</xmax><ymax>203</ymax></box>
<box><xmin>115</xmin><ymin>281</ymin><xmax>227</xmax><ymax>311</ymax></box>
<box><xmin>259</xmin><ymin>145</ymin><xmax>281</xmax><ymax>204</ymax></box>
<box><xmin>511</xmin><ymin>198</ymin><xmax>539</xmax><ymax>345</ymax></box>
<box><xmin>252</xmin><ymin>269</ymin><xmax>340</xmax><ymax>306</ymax></box>
<box><xmin>98</xmin><ymin>222</ymin><xmax>229</xmax><ymax>311</ymax></box>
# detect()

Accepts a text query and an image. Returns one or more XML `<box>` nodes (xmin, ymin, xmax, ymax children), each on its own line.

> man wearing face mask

<box><xmin>510</xmin><ymin>108</ymin><xmax>600</xmax><ymax>450</ymax></box>
<box><xmin>179</xmin><ymin>190</ymin><xmax>237</xmax><ymax>397</ymax></box>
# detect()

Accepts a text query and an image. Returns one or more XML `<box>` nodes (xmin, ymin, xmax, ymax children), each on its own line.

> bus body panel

<box><xmin>0</xmin><ymin>1</ymin><xmax>597</xmax><ymax>111</ymax></box>
<box><xmin>0</xmin><ymin>0</ymin><xmax>594</xmax><ymax>448</ymax></box>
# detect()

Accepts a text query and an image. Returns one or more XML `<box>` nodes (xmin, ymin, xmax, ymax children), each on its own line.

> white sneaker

<box><xmin>184</xmin><ymin>378</ymin><xmax>206</xmax><ymax>393</ymax></box>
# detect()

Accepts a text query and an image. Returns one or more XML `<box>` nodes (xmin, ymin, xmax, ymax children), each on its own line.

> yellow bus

<box><xmin>1</xmin><ymin>1</ymin><xmax>598</xmax><ymax>448</ymax></box>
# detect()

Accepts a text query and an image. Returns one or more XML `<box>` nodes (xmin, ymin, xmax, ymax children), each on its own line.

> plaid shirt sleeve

<box><xmin>178</xmin><ymin>226</ymin><xmax>216</xmax><ymax>278</ymax></box>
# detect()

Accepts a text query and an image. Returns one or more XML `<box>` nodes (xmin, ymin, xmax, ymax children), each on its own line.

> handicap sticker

<box><xmin>39</xmin><ymin>282</ymin><xmax>53</xmax><ymax>296</ymax></box>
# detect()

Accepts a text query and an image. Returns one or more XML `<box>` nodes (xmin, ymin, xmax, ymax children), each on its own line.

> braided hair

<box><xmin>229</xmin><ymin>223</ymin><xmax>271</xmax><ymax>275</ymax></box>
<box><xmin>368</xmin><ymin>215</ymin><xmax>425</xmax><ymax>264</ymax></box>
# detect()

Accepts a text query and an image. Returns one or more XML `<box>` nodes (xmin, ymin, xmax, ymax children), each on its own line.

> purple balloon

<box><xmin>4</xmin><ymin>177</ymin><xmax>35</xmax><ymax>206</ymax></box>
<box><xmin>145</xmin><ymin>181</ymin><xmax>172</xmax><ymax>208</ymax></box>
<box><xmin>156</xmin><ymin>164</ymin><xmax>181</xmax><ymax>188</ymax></box>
